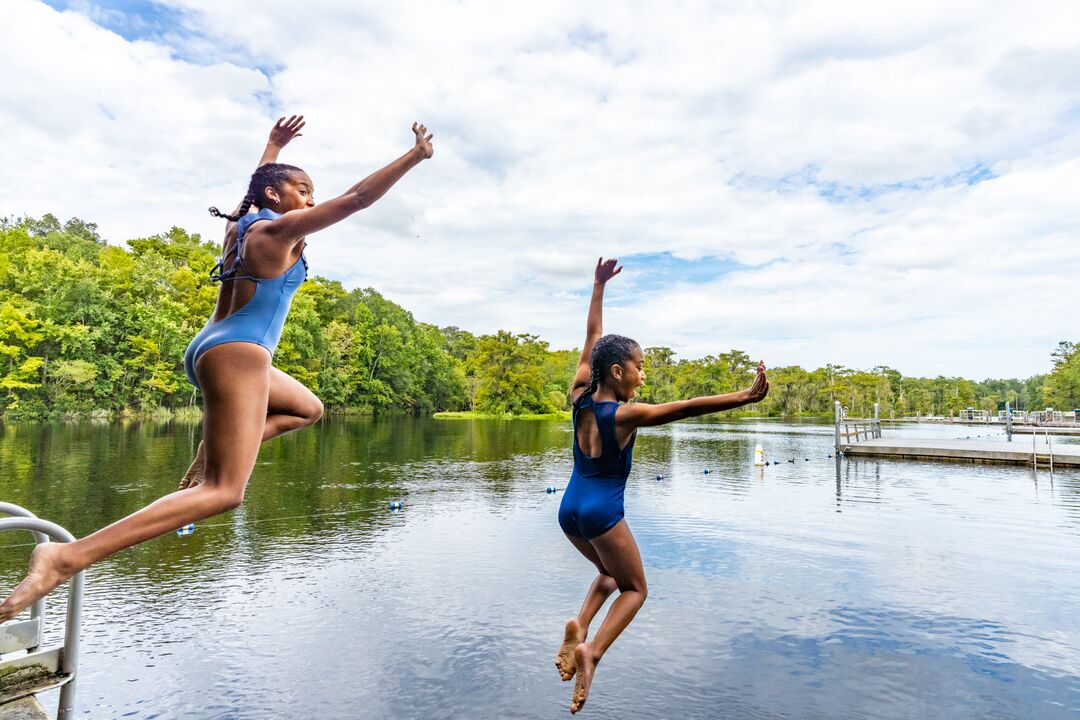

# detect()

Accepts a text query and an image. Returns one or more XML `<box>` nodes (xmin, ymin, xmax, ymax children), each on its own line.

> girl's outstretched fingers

<box><xmin>747</xmin><ymin>360</ymin><xmax>769</xmax><ymax>402</ymax></box>
<box><xmin>594</xmin><ymin>257</ymin><xmax>622</xmax><ymax>285</ymax></box>
<box><xmin>269</xmin><ymin>114</ymin><xmax>305</xmax><ymax>146</ymax></box>
<box><xmin>412</xmin><ymin>121</ymin><xmax>434</xmax><ymax>158</ymax></box>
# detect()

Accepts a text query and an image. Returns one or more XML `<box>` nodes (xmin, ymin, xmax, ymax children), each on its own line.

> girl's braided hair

<box><xmin>574</xmin><ymin>334</ymin><xmax>641</xmax><ymax>408</ymax></box>
<box><xmin>208</xmin><ymin>163</ymin><xmax>304</xmax><ymax>222</ymax></box>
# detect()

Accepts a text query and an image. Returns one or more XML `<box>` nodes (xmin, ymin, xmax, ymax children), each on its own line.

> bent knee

<box><xmin>195</xmin><ymin>482</ymin><xmax>246</xmax><ymax>514</ymax></box>
<box><xmin>307</xmin><ymin>397</ymin><xmax>324</xmax><ymax>424</ymax></box>
<box><xmin>214</xmin><ymin>487</ymin><xmax>245</xmax><ymax>513</ymax></box>
<box><xmin>617</xmin><ymin>579</ymin><xmax>648</xmax><ymax>601</ymax></box>
<box><xmin>597</xmin><ymin>573</ymin><xmax>618</xmax><ymax>593</ymax></box>
<box><xmin>296</xmin><ymin>396</ymin><xmax>323</xmax><ymax>426</ymax></box>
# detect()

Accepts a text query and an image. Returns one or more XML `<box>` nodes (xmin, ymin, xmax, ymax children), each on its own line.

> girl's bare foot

<box><xmin>556</xmin><ymin>618</ymin><xmax>586</xmax><ymax>681</ymax></box>
<box><xmin>178</xmin><ymin>441</ymin><xmax>206</xmax><ymax>490</ymax></box>
<box><xmin>0</xmin><ymin>543</ymin><xmax>76</xmax><ymax>622</ymax></box>
<box><xmin>570</xmin><ymin>642</ymin><xmax>596</xmax><ymax>714</ymax></box>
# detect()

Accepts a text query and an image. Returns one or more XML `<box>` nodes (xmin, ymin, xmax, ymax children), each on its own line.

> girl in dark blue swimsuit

<box><xmin>555</xmin><ymin>258</ymin><xmax>771</xmax><ymax>714</ymax></box>
<box><xmin>1</xmin><ymin>117</ymin><xmax>435</xmax><ymax>622</ymax></box>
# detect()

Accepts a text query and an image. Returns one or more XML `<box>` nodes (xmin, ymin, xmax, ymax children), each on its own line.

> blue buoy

<box><xmin>703</xmin><ymin>469</ymin><xmax>710</xmax><ymax>474</ymax></box>
<box><xmin>176</xmin><ymin>523</ymin><xmax>196</xmax><ymax>537</ymax></box>
<box><xmin>656</xmin><ymin>474</ymin><xmax>663</xmax><ymax>481</ymax></box>
<box><xmin>545</xmin><ymin>486</ymin><xmax>558</xmax><ymax>494</ymax></box>
<box><xmin>388</xmin><ymin>500</ymin><xmax>404</xmax><ymax>510</ymax></box>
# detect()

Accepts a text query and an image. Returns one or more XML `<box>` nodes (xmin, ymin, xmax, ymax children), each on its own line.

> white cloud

<box><xmin>2</xmin><ymin>0</ymin><xmax>1078</xmax><ymax>378</ymax></box>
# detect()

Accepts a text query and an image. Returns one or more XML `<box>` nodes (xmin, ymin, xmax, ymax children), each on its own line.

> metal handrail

<box><xmin>0</xmin><ymin>511</ymin><xmax>84</xmax><ymax>720</ymax></box>
<box><xmin>0</xmin><ymin>504</ymin><xmax>47</xmax><ymax>635</ymax></box>
<box><xmin>835</xmin><ymin>401</ymin><xmax>882</xmax><ymax>451</ymax></box>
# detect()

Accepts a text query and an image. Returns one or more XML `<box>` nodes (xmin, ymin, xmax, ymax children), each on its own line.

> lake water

<box><xmin>1</xmin><ymin>418</ymin><xmax>1079</xmax><ymax>719</ymax></box>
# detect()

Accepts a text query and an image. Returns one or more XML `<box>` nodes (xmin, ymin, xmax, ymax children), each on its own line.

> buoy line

<box><xmin>0</xmin><ymin>504</ymin><xmax>404</xmax><ymax>548</ymax></box>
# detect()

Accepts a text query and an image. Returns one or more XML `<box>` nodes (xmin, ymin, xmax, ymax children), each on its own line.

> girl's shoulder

<box><xmin>237</xmin><ymin>207</ymin><xmax>283</xmax><ymax>237</ymax></box>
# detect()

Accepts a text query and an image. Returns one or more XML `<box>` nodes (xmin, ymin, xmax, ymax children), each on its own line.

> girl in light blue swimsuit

<box><xmin>555</xmin><ymin>258</ymin><xmax>771</xmax><ymax>714</ymax></box>
<box><xmin>183</xmin><ymin>203</ymin><xmax>308</xmax><ymax>390</ymax></box>
<box><xmin>0</xmin><ymin>117</ymin><xmax>435</xmax><ymax>623</ymax></box>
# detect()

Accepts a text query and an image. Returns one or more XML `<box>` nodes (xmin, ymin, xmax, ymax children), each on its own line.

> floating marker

<box><xmin>176</xmin><ymin>523</ymin><xmax>196</xmax><ymax>537</ymax></box>
<box><xmin>656</xmin><ymin>474</ymin><xmax>663</xmax><ymax>481</ymax></box>
<box><xmin>754</xmin><ymin>444</ymin><xmax>766</xmax><ymax>466</ymax></box>
<box><xmin>388</xmin><ymin>500</ymin><xmax>404</xmax><ymax>510</ymax></box>
<box><xmin>703</xmin><ymin>469</ymin><xmax>710</xmax><ymax>474</ymax></box>
<box><xmin>545</xmin><ymin>486</ymin><xmax>559</xmax><ymax>494</ymax></box>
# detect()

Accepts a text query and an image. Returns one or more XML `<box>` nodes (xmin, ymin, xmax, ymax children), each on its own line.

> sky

<box><xmin>2</xmin><ymin>0</ymin><xmax>1078</xmax><ymax>379</ymax></box>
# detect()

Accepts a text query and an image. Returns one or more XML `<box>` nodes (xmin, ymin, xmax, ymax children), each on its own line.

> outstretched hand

<box><xmin>268</xmin><ymin>115</ymin><xmax>305</xmax><ymax>147</ymax></box>
<box><xmin>594</xmin><ymin>257</ymin><xmax>622</xmax><ymax>285</ymax></box>
<box><xmin>746</xmin><ymin>361</ymin><xmax>769</xmax><ymax>403</ymax></box>
<box><xmin>412</xmin><ymin>122</ymin><xmax>434</xmax><ymax>158</ymax></box>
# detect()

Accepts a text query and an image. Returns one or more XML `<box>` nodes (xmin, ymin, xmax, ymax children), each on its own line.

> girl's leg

<box><xmin>263</xmin><ymin>366</ymin><xmax>325</xmax><ymax>437</ymax></box>
<box><xmin>0</xmin><ymin>343</ymin><xmax>271</xmax><ymax>622</ymax></box>
<box><xmin>556</xmin><ymin>534</ymin><xmax>618</xmax><ymax>680</ymax></box>
<box><xmin>571</xmin><ymin>520</ymin><xmax>647</xmax><ymax>714</ymax></box>
<box><xmin>179</xmin><ymin>367</ymin><xmax>323</xmax><ymax>489</ymax></box>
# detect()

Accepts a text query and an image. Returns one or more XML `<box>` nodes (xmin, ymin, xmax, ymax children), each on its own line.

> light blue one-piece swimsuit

<box><xmin>183</xmin><ymin>208</ymin><xmax>307</xmax><ymax>389</ymax></box>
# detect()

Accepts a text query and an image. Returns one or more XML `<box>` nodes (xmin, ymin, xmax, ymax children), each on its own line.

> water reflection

<box><xmin>1</xmin><ymin>417</ymin><xmax>1078</xmax><ymax>719</ymax></box>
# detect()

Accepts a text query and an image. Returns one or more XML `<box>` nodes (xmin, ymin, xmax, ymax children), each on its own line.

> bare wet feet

<box><xmin>570</xmin><ymin>642</ymin><xmax>596</xmax><ymax>714</ymax></box>
<box><xmin>0</xmin><ymin>543</ymin><xmax>76</xmax><ymax>622</ymax></box>
<box><xmin>178</xmin><ymin>441</ymin><xmax>206</xmax><ymax>490</ymax></box>
<box><xmin>556</xmin><ymin>618</ymin><xmax>586</xmax><ymax>681</ymax></box>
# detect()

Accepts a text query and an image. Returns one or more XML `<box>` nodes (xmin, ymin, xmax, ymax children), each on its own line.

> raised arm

<box><xmin>227</xmin><ymin>115</ymin><xmax>306</xmax><ymax>219</ymax></box>
<box><xmin>570</xmin><ymin>258</ymin><xmax>622</xmax><ymax>397</ymax></box>
<box><xmin>258</xmin><ymin>114</ymin><xmax>305</xmax><ymax>166</ymax></box>
<box><xmin>618</xmin><ymin>360</ymin><xmax>770</xmax><ymax>428</ymax></box>
<box><xmin>256</xmin><ymin>122</ymin><xmax>433</xmax><ymax>245</ymax></box>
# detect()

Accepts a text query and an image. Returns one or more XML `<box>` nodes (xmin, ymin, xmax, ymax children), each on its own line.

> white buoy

<box><xmin>754</xmin><ymin>444</ymin><xmax>766</xmax><ymax>466</ymax></box>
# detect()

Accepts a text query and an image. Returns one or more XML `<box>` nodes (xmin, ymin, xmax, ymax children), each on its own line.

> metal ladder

<box><xmin>0</xmin><ymin>503</ymin><xmax>84</xmax><ymax>720</ymax></box>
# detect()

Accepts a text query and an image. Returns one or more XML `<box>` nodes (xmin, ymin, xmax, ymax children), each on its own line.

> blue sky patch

<box><xmin>732</xmin><ymin>162</ymin><xmax>998</xmax><ymax>203</ymax></box>
<box><xmin>44</xmin><ymin>0</ymin><xmax>276</xmax><ymax>75</ymax></box>
<box><xmin>622</xmin><ymin>251</ymin><xmax>750</xmax><ymax>286</ymax></box>
<box><xmin>45</xmin><ymin>0</ymin><xmax>188</xmax><ymax>44</ymax></box>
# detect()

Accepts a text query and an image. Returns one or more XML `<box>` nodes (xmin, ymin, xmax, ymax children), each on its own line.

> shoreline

<box><xmin>433</xmin><ymin>411</ymin><xmax>572</xmax><ymax>421</ymax></box>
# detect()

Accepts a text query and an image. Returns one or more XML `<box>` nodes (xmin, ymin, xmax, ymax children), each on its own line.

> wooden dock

<box><xmin>840</xmin><ymin>438</ymin><xmax>1080</xmax><ymax>466</ymax></box>
<box><xmin>0</xmin><ymin>696</ymin><xmax>50</xmax><ymax>720</ymax></box>
<box><xmin>1007</xmin><ymin>425</ymin><xmax>1080</xmax><ymax>436</ymax></box>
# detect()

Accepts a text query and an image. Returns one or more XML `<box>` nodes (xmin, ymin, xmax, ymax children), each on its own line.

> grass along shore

<box><xmin>433</xmin><ymin>411</ymin><xmax>572</xmax><ymax>421</ymax></box>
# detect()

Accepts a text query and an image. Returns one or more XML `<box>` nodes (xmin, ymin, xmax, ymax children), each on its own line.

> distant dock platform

<box><xmin>1005</xmin><ymin>425</ymin><xmax>1080</xmax><ymax>436</ymax></box>
<box><xmin>841</xmin><ymin>438</ymin><xmax>1080</xmax><ymax>467</ymax></box>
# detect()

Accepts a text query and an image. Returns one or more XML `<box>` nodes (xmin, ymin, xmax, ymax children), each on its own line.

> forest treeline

<box><xmin>0</xmin><ymin>215</ymin><xmax>1074</xmax><ymax>420</ymax></box>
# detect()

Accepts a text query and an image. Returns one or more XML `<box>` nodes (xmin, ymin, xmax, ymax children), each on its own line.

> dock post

<box><xmin>834</xmin><ymin>400</ymin><xmax>841</xmax><ymax>453</ymax></box>
<box><xmin>873</xmin><ymin>403</ymin><xmax>880</xmax><ymax>438</ymax></box>
<box><xmin>1048</xmin><ymin>429</ymin><xmax>1054</xmax><ymax>474</ymax></box>
<box><xmin>1006</xmin><ymin>402</ymin><xmax>1012</xmax><ymax>442</ymax></box>
<box><xmin>1033</xmin><ymin>429</ymin><xmax>1037</xmax><ymax>470</ymax></box>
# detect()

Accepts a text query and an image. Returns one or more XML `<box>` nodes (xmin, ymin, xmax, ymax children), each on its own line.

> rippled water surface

<box><xmin>2</xmin><ymin>418</ymin><xmax>1079</xmax><ymax>719</ymax></box>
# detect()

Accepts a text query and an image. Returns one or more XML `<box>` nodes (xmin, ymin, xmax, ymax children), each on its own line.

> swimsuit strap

<box><xmin>590</xmin><ymin>401</ymin><xmax>622</xmax><ymax>460</ymax></box>
<box><xmin>572</xmin><ymin>396</ymin><xmax>622</xmax><ymax>464</ymax></box>
<box><xmin>209</xmin><ymin>245</ymin><xmax>260</xmax><ymax>283</ymax></box>
<box><xmin>210</xmin><ymin>208</ymin><xmax>282</xmax><ymax>284</ymax></box>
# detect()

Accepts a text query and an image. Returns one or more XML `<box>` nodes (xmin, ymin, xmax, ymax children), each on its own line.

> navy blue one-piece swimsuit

<box><xmin>558</xmin><ymin>396</ymin><xmax>637</xmax><ymax>540</ymax></box>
